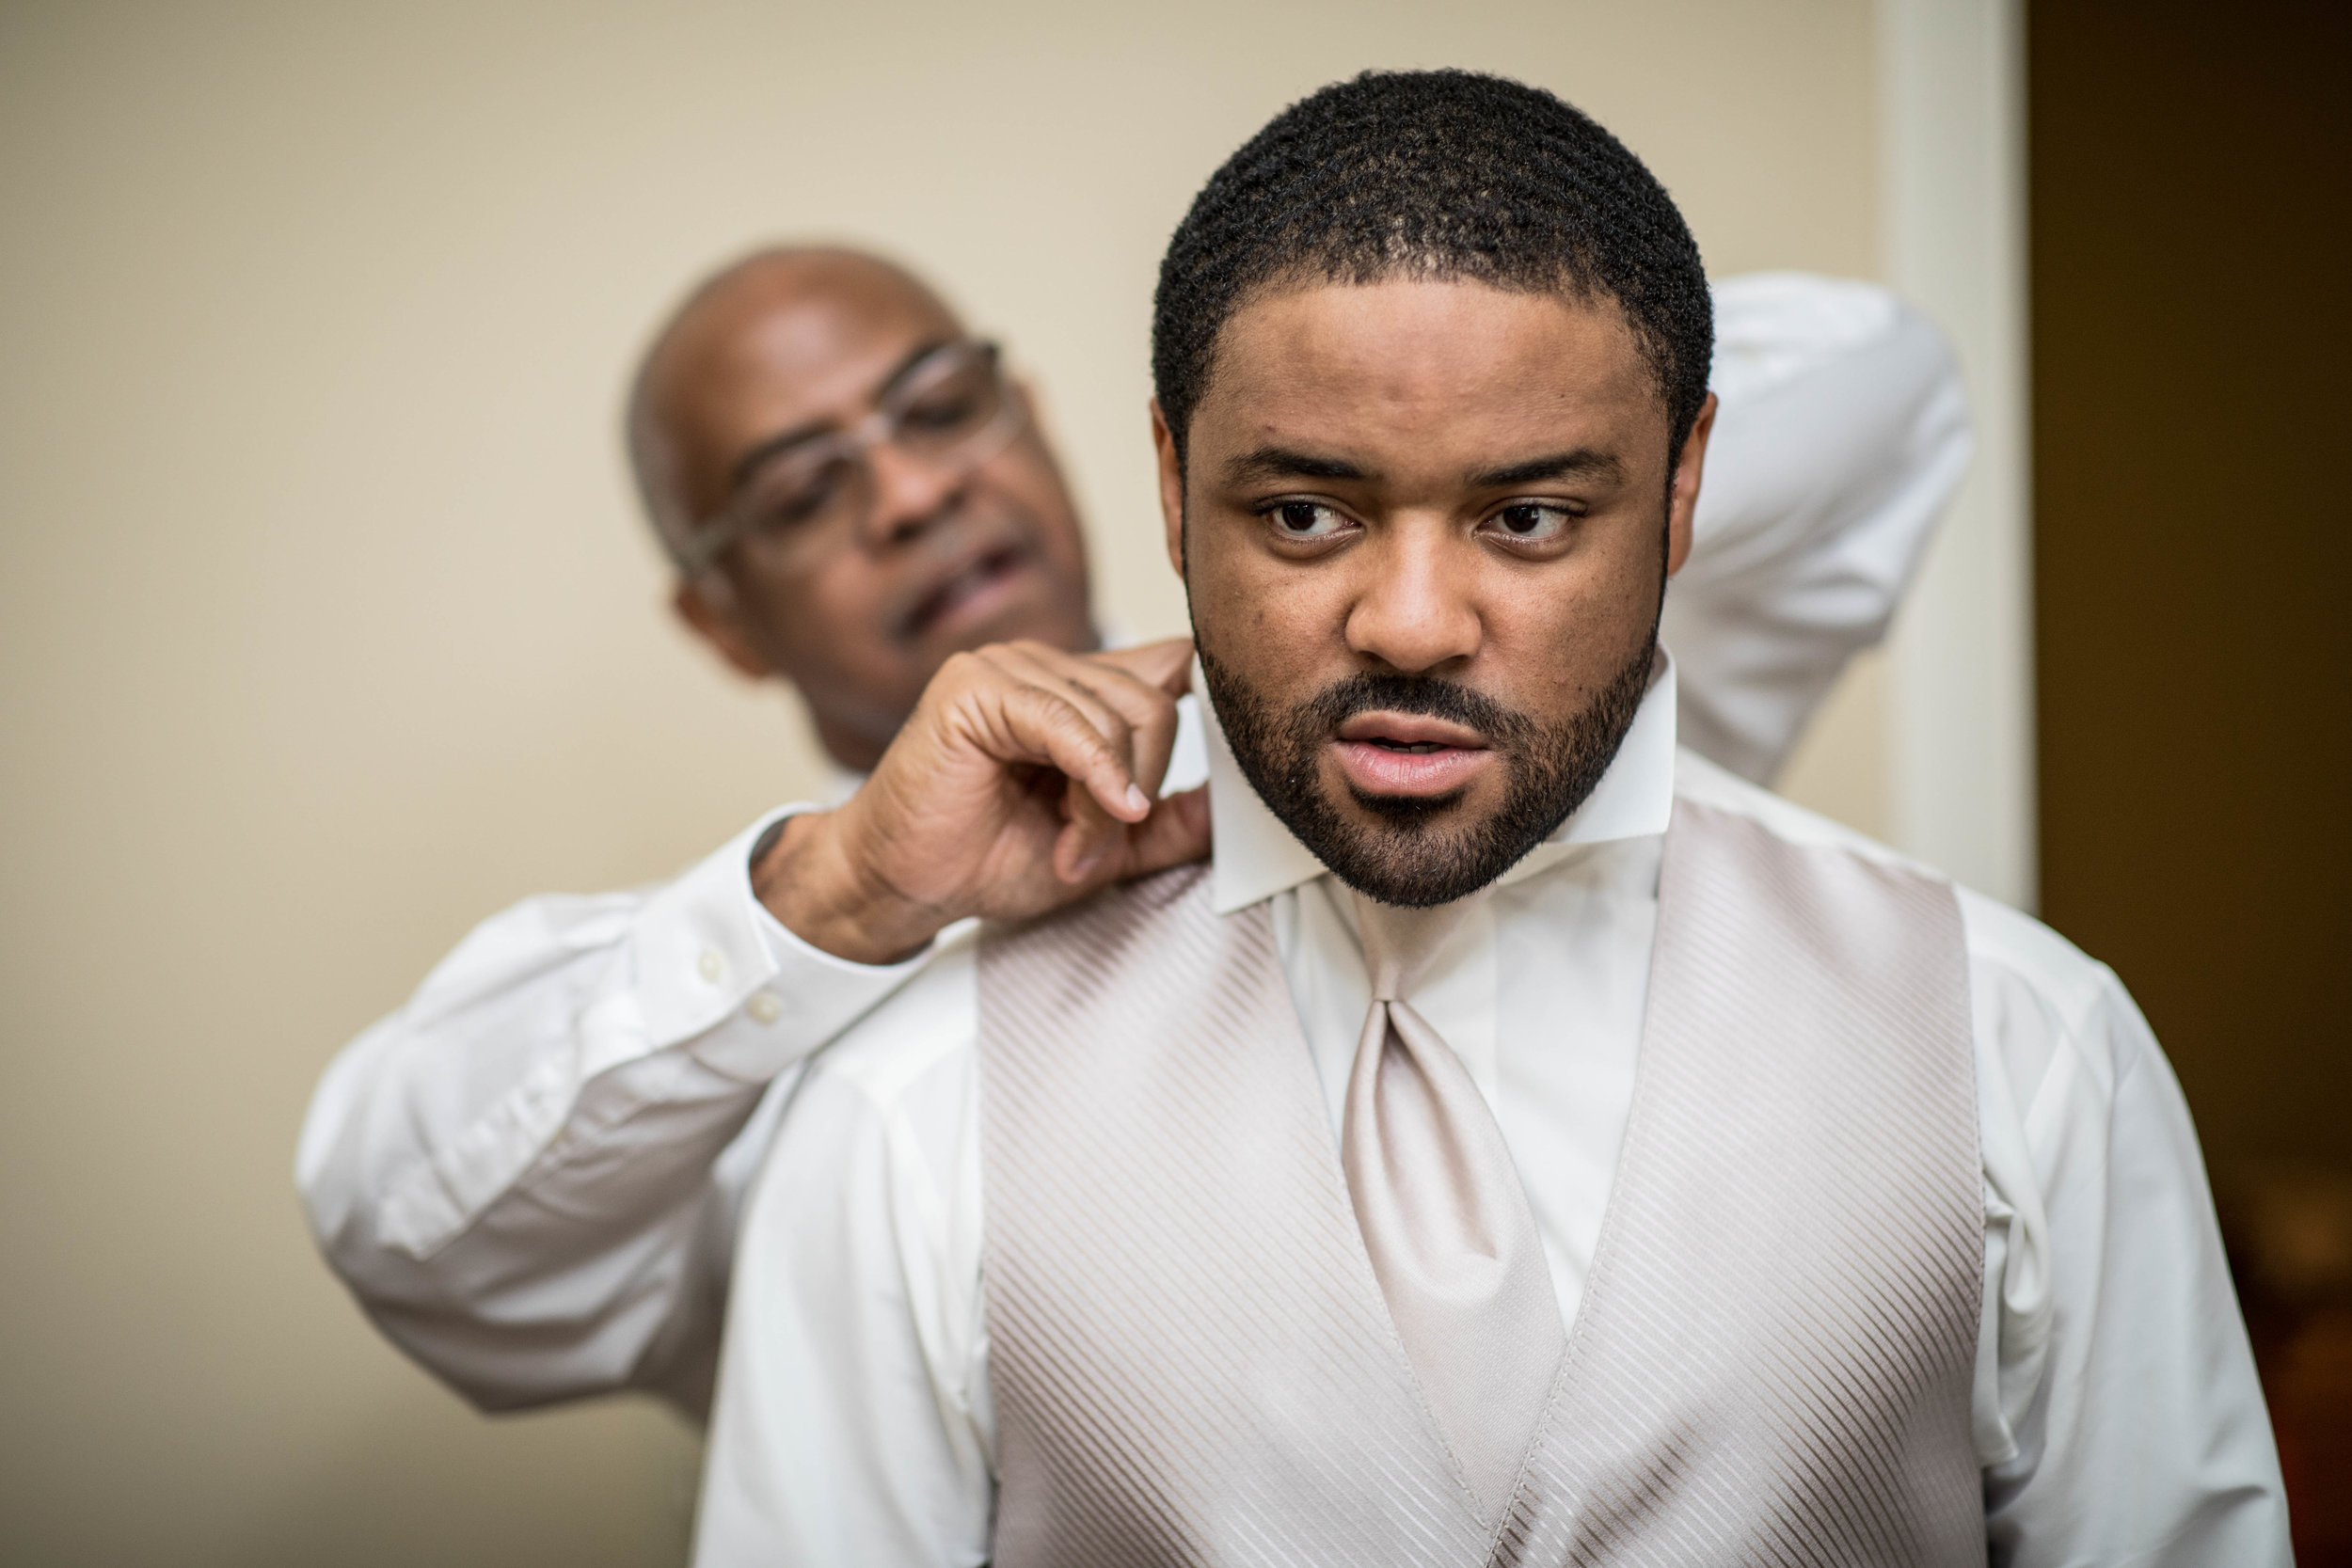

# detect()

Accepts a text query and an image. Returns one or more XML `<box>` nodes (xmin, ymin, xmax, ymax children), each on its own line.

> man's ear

<box><xmin>1151</xmin><ymin>399</ymin><xmax>1186</xmax><ymax>579</ymax></box>
<box><xmin>1665</xmin><ymin>390</ymin><xmax>1718</xmax><ymax>578</ymax></box>
<box><xmin>672</xmin><ymin>576</ymin><xmax>775</xmax><ymax>681</ymax></box>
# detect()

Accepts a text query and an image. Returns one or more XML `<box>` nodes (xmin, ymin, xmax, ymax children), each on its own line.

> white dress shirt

<box><xmin>297</xmin><ymin>274</ymin><xmax>1969</xmax><ymax>1420</ymax></box>
<box><xmin>692</xmin><ymin>657</ymin><xmax>2287</xmax><ymax>1568</ymax></box>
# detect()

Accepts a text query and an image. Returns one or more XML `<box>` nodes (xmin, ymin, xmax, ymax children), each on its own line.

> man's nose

<box><xmin>1343</xmin><ymin>521</ymin><xmax>1484</xmax><ymax>674</ymax></box>
<box><xmin>857</xmin><ymin>440</ymin><xmax>963</xmax><ymax>550</ymax></box>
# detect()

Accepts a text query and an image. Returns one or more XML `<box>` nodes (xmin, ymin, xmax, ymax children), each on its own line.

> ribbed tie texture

<box><xmin>1341</xmin><ymin>891</ymin><xmax>1566</xmax><ymax>1524</ymax></box>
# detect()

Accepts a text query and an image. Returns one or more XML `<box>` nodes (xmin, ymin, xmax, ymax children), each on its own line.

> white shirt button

<box><xmin>747</xmin><ymin>991</ymin><xmax>783</xmax><ymax>1025</ymax></box>
<box><xmin>698</xmin><ymin>949</ymin><xmax>725</xmax><ymax>984</ymax></box>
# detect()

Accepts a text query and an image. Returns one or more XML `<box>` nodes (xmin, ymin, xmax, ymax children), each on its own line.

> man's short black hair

<box><xmin>1152</xmin><ymin>69</ymin><xmax>1712</xmax><ymax>473</ymax></box>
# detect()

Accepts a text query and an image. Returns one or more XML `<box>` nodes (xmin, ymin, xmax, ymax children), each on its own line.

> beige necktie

<box><xmin>1343</xmin><ymin>892</ymin><xmax>1567</xmax><ymax>1523</ymax></box>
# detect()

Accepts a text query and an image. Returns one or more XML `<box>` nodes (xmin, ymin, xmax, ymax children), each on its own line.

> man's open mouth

<box><xmin>1330</xmin><ymin>712</ymin><xmax>1494</xmax><ymax>798</ymax></box>
<box><xmin>901</xmin><ymin>544</ymin><xmax>1032</xmax><ymax>641</ymax></box>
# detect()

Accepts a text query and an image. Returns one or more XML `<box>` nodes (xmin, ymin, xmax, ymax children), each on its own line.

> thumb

<box><xmin>1114</xmin><ymin>785</ymin><xmax>1213</xmax><ymax>880</ymax></box>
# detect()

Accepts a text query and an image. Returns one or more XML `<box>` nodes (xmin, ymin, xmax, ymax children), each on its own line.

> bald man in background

<box><xmin>633</xmin><ymin>249</ymin><xmax>1102</xmax><ymax>779</ymax></box>
<box><xmin>300</xmin><ymin>245</ymin><xmax>1972</xmax><ymax>1416</ymax></box>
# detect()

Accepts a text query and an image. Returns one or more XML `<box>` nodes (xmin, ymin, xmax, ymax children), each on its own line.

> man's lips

<box><xmin>898</xmin><ymin>543</ymin><xmax>1034</xmax><ymax>641</ymax></box>
<box><xmin>1330</xmin><ymin>710</ymin><xmax>1493</xmax><ymax>798</ymax></box>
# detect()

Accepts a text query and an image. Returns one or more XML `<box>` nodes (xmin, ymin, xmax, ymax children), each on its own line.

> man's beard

<box><xmin>1200</xmin><ymin>641</ymin><xmax>1657</xmax><ymax>909</ymax></box>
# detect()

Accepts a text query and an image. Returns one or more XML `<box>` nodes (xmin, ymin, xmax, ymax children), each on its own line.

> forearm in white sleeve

<box><xmin>295</xmin><ymin>808</ymin><xmax>926</xmax><ymax>1418</ymax></box>
<box><xmin>1663</xmin><ymin>273</ymin><xmax>1974</xmax><ymax>784</ymax></box>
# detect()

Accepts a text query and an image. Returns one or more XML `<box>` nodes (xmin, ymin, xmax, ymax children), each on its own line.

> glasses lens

<box><xmin>889</xmin><ymin>347</ymin><xmax>1007</xmax><ymax>457</ymax></box>
<box><xmin>735</xmin><ymin>449</ymin><xmax>870</xmax><ymax>557</ymax></box>
<box><xmin>694</xmin><ymin>343</ymin><xmax>1013</xmax><ymax>573</ymax></box>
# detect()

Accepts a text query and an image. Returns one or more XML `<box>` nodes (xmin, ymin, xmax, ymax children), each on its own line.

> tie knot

<box><xmin>1353</xmin><ymin>891</ymin><xmax>1474</xmax><ymax>1002</ymax></box>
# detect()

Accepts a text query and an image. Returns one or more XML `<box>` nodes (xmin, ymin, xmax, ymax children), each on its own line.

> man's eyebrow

<box><xmin>1221</xmin><ymin>446</ymin><xmax>1372</xmax><ymax>485</ymax></box>
<box><xmin>1469</xmin><ymin>449</ymin><xmax>1625</xmax><ymax>488</ymax></box>
<box><xmin>727</xmin><ymin>338</ymin><xmax>953</xmax><ymax>488</ymax></box>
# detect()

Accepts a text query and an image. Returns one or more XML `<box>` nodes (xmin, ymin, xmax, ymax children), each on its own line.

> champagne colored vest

<box><xmin>977</xmin><ymin>799</ymin><xmax>1982</xmax><ymax>1566</ymax></box>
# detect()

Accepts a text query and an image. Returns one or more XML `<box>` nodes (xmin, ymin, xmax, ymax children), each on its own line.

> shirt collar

<box><xmin>1204</xmin><ymin>648</ymin><xmax>1680</xmax><ymax>914</ymax></box>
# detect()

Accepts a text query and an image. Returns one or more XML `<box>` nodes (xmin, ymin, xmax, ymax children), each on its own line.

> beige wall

<box><xmin>0</xmin><ymin>3</ymin><xmax>1884</xmax><ymax>1561</ymax></box>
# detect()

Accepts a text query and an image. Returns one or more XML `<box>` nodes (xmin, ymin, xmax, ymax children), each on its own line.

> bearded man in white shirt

<box><xmin>303</xmin><ymin>239</ymin><xmax>1976</xmax><ymax>1418</ymax></box>
<box><xmin>675</xmin><ymin>71</ymin><xmax>2289</xmax><ymax>1565</ymax></box>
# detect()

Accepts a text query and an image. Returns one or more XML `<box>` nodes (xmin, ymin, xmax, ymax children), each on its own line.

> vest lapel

<box><xmin>1499</xmin><ymin>800</ymin><xmax>1982</xmax><ymax>1564</ymax></box>
<box><xmin>979</xmin><ymin>863</ymin><xmax>1486</xmax><ymax>1568</ymax></box>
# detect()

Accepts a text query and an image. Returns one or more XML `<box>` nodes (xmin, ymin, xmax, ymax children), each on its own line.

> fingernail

<box><xmin>1123</xmin><ymin>784</ymin><xmax>1151</xmax><ymax>816</ymax></box>
<box><xmin>1069</xmin><ymin>847</ymin><xmax>1107</xmax><ymax>881</ymax></box>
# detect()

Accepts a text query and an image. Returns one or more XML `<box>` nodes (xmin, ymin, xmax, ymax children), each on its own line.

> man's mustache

<box><xmin>1292</xmin><ymin>673</ymin><xmax>1536</xmax><ymax>749</ymax></box>
<box><xmin>879</xmin><ymin>507</ymin><xmax>1038</xmax><ymax>641</ymax></box>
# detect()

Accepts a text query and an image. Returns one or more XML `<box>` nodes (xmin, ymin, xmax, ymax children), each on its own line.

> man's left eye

<box><xmin>1485</xmin><ymin>502</ymin><xmax>1578</xmax><ymax>542</ymax></box>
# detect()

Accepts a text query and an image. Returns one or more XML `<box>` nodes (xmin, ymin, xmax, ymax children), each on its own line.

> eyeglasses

<box><xmin>672</xmin><ymin>340</ymin><xmax>1027</xmax><ymax>578</ymax></box>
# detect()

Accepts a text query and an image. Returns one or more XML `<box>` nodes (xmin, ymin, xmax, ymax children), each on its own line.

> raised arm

<box><xmin>1664</xmin><ymin>273</ymin><xmax>1972</xmax><ymax>784</ymax></box>
<box><xmin>295</xmin><ymin>813</ymin><xmax>924</xmax><ymax>1416</ymax></box>
<box><xmin>296</xmin><ymin>639</ymin><xmax>1207</xmax><ymax>1417</ymax></box>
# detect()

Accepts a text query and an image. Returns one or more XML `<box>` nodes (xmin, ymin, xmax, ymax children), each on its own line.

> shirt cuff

<box><xmin>628</xmin><ymin>805</ymin><xmax>932</xmax><ymax>1081</ymax></box>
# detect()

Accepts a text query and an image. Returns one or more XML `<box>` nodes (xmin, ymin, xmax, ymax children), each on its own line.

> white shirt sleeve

<box><xmin>294</xmin><ymin>807</ymin><xmax>929</xmax><ymax>1416</ymax></box>
<box><xmin>694</xmin><ymin>939</ymin><xmax>994</xmax><ymax>1567</ymax></box>
<box><xmin>1665</xmin><ymin>273</ymin><xmax>1974</xmax><ymax>783</ymax></box>
<box><xmin>1964</xmin><ymin>897</ymin><xmax>2290</xmax><ymax>1565</ymax></box>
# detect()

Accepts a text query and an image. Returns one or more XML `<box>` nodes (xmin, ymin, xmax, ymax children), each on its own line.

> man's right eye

<box><xmin>1265</xmin><ymin>500</ymin><xmax>1351</xmax><ymax>539</ymax></box>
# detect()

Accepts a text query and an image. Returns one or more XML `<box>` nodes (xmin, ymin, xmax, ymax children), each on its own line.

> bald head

<box><xmin>628</xmin><ymin>246</ymin><xmax>964</xmax><ymax>558</ymax></box>
<box><xmin>628</xmin><ymin>244</ymin><xmax>1096</xmax><ymax>770</ymax></box>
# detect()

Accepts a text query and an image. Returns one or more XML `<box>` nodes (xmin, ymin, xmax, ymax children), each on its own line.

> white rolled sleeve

<box><xmin>297</xmin><ymin>806</ymin><xmax>927</xmax><ymax>1415</ymax></box>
